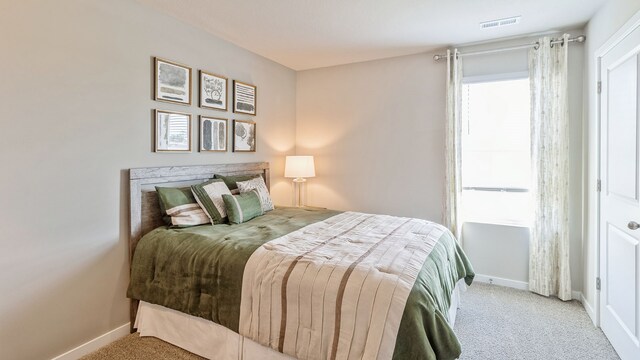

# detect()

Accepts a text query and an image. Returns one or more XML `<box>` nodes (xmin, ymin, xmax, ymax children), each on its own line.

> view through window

<box><xmin>461</xmin><ymin>76</ymin><xmax>531</xmax><ymax>226</ymax></box>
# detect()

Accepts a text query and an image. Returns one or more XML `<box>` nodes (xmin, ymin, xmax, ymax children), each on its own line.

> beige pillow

<box><xmin>236</xmin><ymin>176</ymin><xmax>274</xmax><ymax>212</ymax></box>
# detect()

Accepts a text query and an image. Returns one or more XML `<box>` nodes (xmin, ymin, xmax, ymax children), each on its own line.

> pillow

<box><xmin>191</xmin><ymin>179</ymin><xmax>232</xmax><ymax>224</ymax></box>
<box><xmin>237</xmin><ymin>176</ymin><xmax>274</xmax><ymax>212</ymax></box>
<box><xmin>155</xmin><ymin>186</ymin><xmax>210</xmax><ymax>227</ymax></box>
<box><xmin>222</xmin><ymin>190</ymin><xmax>264</xmax><ymax>224</ymax></box>
<box><xmin>214</xmin><ymin>174</ymin><xmax>261</xmax><ymax>194</ymax></box>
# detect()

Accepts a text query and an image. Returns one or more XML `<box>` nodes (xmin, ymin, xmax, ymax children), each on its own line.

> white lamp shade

<box><xmin>285</xmin><ymin>156</ymin><xmax>316</xmax><ymax>178</ymax></box>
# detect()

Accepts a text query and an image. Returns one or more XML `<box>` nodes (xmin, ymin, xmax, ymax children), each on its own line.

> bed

<box><xmin>127</xmin><ymin>162</ymin><xmax>474</xmax><ymax>360</ymax></box>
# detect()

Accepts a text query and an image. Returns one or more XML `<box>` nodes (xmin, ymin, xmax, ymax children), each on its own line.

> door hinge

<box><xmin>597</xmin><ymin>81</ymin><xmax>602</xmax><ymax>94</ymax></box>
<box><xmin>596</xmin><ymin>277</ymin><xmax>601</xmax><ymax>291</ymax></box>
<box><xmin>597</xmin><ymin>180</ymin><xmax>601</xmax><ymax>192</ymax></box>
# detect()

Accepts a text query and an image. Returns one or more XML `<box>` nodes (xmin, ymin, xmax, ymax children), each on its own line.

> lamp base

<box><xmin>292</xmin><ymin>178</ymin><xmax>307</xmax><ymax>207</ymax></box>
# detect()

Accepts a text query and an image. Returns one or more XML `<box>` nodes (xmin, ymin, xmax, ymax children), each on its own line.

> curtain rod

<box><xmin>432</xmin><ymin>35</ymin><xmax>586</xmax><ymax>61</ymax></box>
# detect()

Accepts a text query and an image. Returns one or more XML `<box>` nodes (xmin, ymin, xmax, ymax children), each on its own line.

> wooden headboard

<box><xmin>128</xmin><ymin>162</ymin><xmax>270</xmax><ymax>263</ymax></box>
<box><xmin>127</xmin><ymin>162</ymin><xmax>269</xmax><ymax>329</ymax></box>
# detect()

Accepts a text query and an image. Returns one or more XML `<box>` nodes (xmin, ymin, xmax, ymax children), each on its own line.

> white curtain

<box><xmin>528</xmin><ymin>34</ymin><xmax>571</xmax><ymax>301</ymax></box>
<box><xmin>444</xmin><ymin>49</ymin><xmax>463</xmax><ymax>240</ymax></box>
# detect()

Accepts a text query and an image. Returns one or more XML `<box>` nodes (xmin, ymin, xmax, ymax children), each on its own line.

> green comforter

<box><xmin>127</xmin><ymin>207</ymin><xmax>474</xmax><ymax>359</ymax></box>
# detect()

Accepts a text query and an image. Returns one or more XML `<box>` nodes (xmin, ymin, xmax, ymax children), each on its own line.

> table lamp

<box><xmin>285</xmin><ymin>155</ymin><xmax>315</xmax><ymax>207</ymax></box>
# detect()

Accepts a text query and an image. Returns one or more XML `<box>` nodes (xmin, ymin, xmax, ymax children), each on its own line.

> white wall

<box><xmin>583</xmin><ymin>0</ymin><xmax>640</xmax><ymax>320</ymax></box>
<box><xmin>0</xmin><ymin>1</ymin><xmax>297</xmax><ymax>359</ymax></box>
<box><xmin>296</xmin><ymin>52</ymin><xmax>446</xmax><ymax>221</ymax></box>
<box><xmin>297</xmin><ymin>31</ymin><xmax>585</xmax><ymax>294</ymax></box>
<box><xmin>461</xmin><ymin>223</ymin><xmax>529</xmax><ymax>284</ymax></box>
<box><xmin>458</xmin><ymin>31</ymin><xmax>585</xmax><ymax>293</ymax></box>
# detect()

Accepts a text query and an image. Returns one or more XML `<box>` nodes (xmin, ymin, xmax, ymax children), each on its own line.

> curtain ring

<box><xmin>534</xmin><ymin>42</ymin><xmax>540</xmax><ymax>50</ymax></box>
<box><xmin>561</xmin><ymin>38</ymin><xmax>565</xmax><ymax>47</ymax></box>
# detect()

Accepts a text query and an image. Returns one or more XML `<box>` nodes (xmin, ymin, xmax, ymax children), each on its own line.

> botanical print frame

<box><xmin>233</xmin><ymin>119</ymin><xmax>256</xmax><ymax>152</ymax></box>
<box><xmin>233</xmin><ymin>80</ymin><xmax>257</xmax><ymax>115</ymax></box>
<box><xmin>155</xmin><ymin>110</ymin><xmax>192</xmax><ymax>152</ymax></box>
<box><xmin>199</xmin><ymin>116</ymin><xmax>227</xmax><ymax>152</ymax></box>
<box><xmin>154</xmin><ymin>57</ymin><xmax>192</xmax><ymax>105</ymax></box>
<box><xmin>199</xmin><ymin>71</ymin><xmax>228</xmax><ymax>111</ymax></box>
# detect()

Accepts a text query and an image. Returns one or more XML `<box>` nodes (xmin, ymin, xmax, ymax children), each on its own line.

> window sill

<box><xmin>462</xmin><ymin>219</ymin><xmax>531</xmax><ymax>229</ymax></box>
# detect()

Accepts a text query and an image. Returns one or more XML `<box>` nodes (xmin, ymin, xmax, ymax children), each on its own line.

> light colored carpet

<box><xmin>82</xmin><ymin>283</ymin><xmax>620</xmax><ymax>359</ymax></box>
<box><xmin>79</xmin><ymin>334</ymin><xmax>204</xmax><ymax>360</ymax></box>
<box><xmin>454</xmin><ymin>282</ymin><xmax>619</xmax><ymax>360</ymax></box>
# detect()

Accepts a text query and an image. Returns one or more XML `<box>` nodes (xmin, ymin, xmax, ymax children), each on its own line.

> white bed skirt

<box><xmin>134</xmin><ymin>280</ymin><xmax>467</xmax><ymax>360</ymax></box>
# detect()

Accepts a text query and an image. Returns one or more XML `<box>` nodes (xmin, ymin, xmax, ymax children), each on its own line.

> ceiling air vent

<box><xmin>480</xmin><ymin>16</ymin><xmax>521</xmax><ymax>29</ymax></box>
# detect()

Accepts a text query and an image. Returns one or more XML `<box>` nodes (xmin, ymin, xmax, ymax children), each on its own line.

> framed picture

<box><xmin>233</xmin><ymin>120</ymin><xmax>256</xmax><ymax>152</ymax></box>
<box><xmin>199</xmin><ymin>71</ymin><xmax>227</xmax><ymax>111</ymax></box>
<box><xmin>200</xmin><ymin>116</ymin><xmax>227</xmax><ymax>152</ymax></box>
<box><xmin>154</xmin><ymin>57</ymin><xmax>192</xmax><ymax>105</ymax></box>
<box><xmin>155</xmin><ymin>110</ymin><xmax>192</xmax><ymax>152</ymax></box>
<box><xmin>233</xmin><ymin>80</ymin><xmax>256</xmax><ymax>115</ymax></box>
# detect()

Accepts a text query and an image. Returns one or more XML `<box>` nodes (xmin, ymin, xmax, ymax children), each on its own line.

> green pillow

<box><xmin>214</xmin><ymin>174</ymin><xmax>260</xmax><ymax>192</ymax></box>
<box><xmin>191</xmin><ymin>179</ymin><xmax>232</xmax><ymax>224</ymax></box>
<box><xmin>155</xmin><ymin>186</ymin><xmax>209</xmax><ymax>227</ymax></box>
<box><xmin>222</xmin><ymin>190</ymin><xmax>264</xmax><ymax>224</ymax></box>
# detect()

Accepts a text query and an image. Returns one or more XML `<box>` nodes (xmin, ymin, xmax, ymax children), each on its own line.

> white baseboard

<box><xmin>474</xmin><ymin>274</ymin><xmax>583</xmax><ymax>301</ymax></box>
<box><xmin>51</xmin><ymin>323</ymin><xmax>130</xmax><ymax>360</ymax></box>
<box><xmin>582</xmin><ymin>294</ymin><xmax>597</xmax><ymax>325</ymax></box>
<box><xmin>572</xmin><ymin>291</ymin><xmax>583</xmax><ymax>302</ymax></box>
<box><xmin>473</xmin><ymin>274</ymin><xmax>529</xmax><ymax>290</ymax></box>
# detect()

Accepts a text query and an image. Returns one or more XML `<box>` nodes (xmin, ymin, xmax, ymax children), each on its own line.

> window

<box><xmin>460</xmin><ymin>75</ymin><xmax>531</xmax><ymax>226</ymax></box>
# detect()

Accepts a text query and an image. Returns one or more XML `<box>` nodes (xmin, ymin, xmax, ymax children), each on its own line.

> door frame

<box><xmin>595</xmin><ymin>9</ymin><xmax>640</xmax><ymax>327</ymax></box>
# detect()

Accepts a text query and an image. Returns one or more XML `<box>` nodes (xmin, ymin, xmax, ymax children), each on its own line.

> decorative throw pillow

<box><xmin>214</xmin><ymin>174</ymin><xmax>261</xmax><ymax>194</ymax></box>
<box><xmin>237</xmin><ymin>176</ymin><xmax>274</xmax><ymax>212</ymax></box>
<box><xmin>191</xmin><ymin>179</ymin><xmax>232</xmax><ymax>224</ymax></box>
<box><xmin>222</xmin><ymin>190</ymin><xmax>264</xmax><ymax>224</ymax></box>
<box><xmin>155</xmin><ymin>186</ymin><xmax>210</xmax><ymax>227</ymax></box>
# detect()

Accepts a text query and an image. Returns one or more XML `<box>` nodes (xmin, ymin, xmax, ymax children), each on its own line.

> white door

<box><xmin>599</xmin><ymin>23</ymin><xmax>640</xmax><ymax>360</ymax></box>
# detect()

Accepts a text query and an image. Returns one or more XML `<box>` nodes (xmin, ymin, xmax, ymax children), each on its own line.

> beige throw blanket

<box><xmin>239</xmin><ymin>212</ymin><xmax>446</xmax><ymax>360</ymax></box>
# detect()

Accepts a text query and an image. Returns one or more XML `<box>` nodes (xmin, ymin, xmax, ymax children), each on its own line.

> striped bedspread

<box><xmin>239</xmin><ymin>212</ymin><xmax>447</xmax><ymax>360</ymax></box>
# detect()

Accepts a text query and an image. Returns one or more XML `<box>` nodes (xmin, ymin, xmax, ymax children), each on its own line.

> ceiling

<box><xmin>138</xmin><ymin>0</ymin><xmax>607</xmax><ymax>70</ymax></box>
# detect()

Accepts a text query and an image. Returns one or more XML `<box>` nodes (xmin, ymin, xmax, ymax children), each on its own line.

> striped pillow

<box><xmin>222</xmin><ymin>190</ymin><xmax>264</xmax><ymax>224</ymax></box>
<box><xmin>236</xmin><ymin>176</ymin><xmax>274</xmax><ymax>212</ymax></box>
<box><xmin>155</xmin><ymin>186</ymin><xmax>210</xmax><ymax>227</ymax></box>
<box><xmin>214</xmin><ymin>174</ymin><xmax>261</xmax><ymax>194</ymax></box>
<box><xmin>191</xmin><ymin>179</ymin><xmax>232</xmax><ymax>224</ymax></box>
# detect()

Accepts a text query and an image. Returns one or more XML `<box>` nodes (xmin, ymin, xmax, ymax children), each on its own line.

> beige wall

<box><xmin>296</xmin><ymin>53</ymin><xmax>447</xmax><ymax>220</ymax></box>
<box><xmin>583</xmin><ymin>0</ymin><xmax>640</xmax><ymax>319</ymax></box>
<box><xmin>296</xmin><ymin>32</ymin><xmax>585</xmax><ymax>293</ymax></box>
<box><xmin>0</xmin><ymin>0</ymin><xmax>296</xmax><ymax>359</ymax></box>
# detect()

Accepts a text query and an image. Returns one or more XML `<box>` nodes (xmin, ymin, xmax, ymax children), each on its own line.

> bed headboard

<box><xmin>128</xmin><ymin>162</ymin><xmax>270</xmax><ymax>263</ymax></box>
